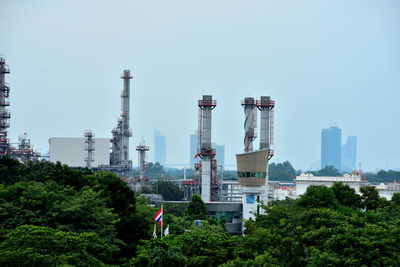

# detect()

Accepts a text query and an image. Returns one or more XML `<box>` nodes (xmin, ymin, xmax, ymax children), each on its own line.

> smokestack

<box><xmin>198</xmin><ymin>95</ymin><xmax>216</xmax><ymax>202</ymax></box>
<box><xmin>241</xmin><ymin>97</ymin><xmax>257</xmax><ymax>152</ymax></box>
<box><xmin>256</xmin><ymin>96</ymin><xmax>275</xmax><ymax>152</ymax></box>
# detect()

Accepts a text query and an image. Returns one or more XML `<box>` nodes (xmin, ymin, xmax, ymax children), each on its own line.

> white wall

<box><xmin>49</xmin><ymin>137</ymin><xmax>110</xmax><ymax>167</ymax></box>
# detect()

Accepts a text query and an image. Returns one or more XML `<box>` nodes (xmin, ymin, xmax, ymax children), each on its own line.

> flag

<box><xmin>154</xmin><ymin>207</ymin><xmax>162</xmax><ymax>227</ymax></box>
<box><xmin>194</xmin><ymin>153</ymin><xmax>199</xmax><ymax>159</ymax></box>
<box><xmin>153</xmin><ymin>224</ymin><xmax>157</xmax><ymax>238</ymax></box>
<box><xmin>164</xmin><ymin>225</ymin><xmax>169</xmax><ymax>236</ymax></box>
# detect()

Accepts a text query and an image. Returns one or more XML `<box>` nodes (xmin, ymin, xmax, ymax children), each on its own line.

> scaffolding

<box><xmin>84</xmin><ymin>130</ymin><xmax>95</xmax><ymax>168</ymax></box>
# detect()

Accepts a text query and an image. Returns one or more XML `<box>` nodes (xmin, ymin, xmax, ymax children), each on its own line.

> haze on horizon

<box><xmin>1</xmin><ymin>0</ymin><xmax>399</xmax><ymax>172</ymax></box>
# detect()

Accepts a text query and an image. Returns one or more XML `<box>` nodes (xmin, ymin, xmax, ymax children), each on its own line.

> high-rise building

<box><xmin>321</xmin><ymin>126</ymin><xmax>341</xmax><ymax>171</ymax></box>
<box><xmin>190</xmin><ymin>132</ymin><xmax>198</xmax><ymax>168</ymax></box>
<box><xmin>341</xmin><ymin>136</ymin><xmax>357</xmax><ymax>172</ymax></box>
<box><xmin>189</xmin><ymin>132</ymin><xmax>225</xmax><ymax>169</ymax></box>
<box><xmin>212</xmin><ymin>143</ymin><xmax>225</xmax><ymax>167</ymax></box>
<box><xmin>154</xmin><ymin>129</ymin><xmax>166</xmax><ymax>166</ymax></box>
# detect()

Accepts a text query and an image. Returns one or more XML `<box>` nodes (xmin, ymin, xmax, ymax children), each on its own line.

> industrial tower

<box><xmin>84</xmin><ymin>130</ymin><xmax>95</xmax><ymax>169</ymax></box>
<box><xmin>241</xmin><ymin>97</ymin><xmax>257</xmax><ymax>152</ymax></box>
<box><xmin>236</xmin><ymin>96</ymin><xmax>275</xmax><ymax>222</ymax></box>
<box><xmin>197</xmin><ymin>95</ymin><xmax>219</xmax><ymax>202</ymax></box>
<box><xmin>136</xmin><ymin>141</ymin><xmax>149</xmax><ymax>183</ymax></box>
<box><xmin>0</xmin><ymin>55</ymin><xmax>10</xmax><ymax>155</ymax></box>
<box><xmin>110</xmin><ymin>70</ymin><xmax>133</xmax><ymax>178</ymax></box>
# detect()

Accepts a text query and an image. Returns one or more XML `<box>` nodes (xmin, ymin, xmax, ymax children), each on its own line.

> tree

<box><xmin>391</xmin><ymin>192</ymin><xmax>400</xmax><ymax>206</ymax></box>
<box><xmin>268</xmin><ymin>161</ymin><xmax>296</xmax><ymax>181</ymax></box>
<box><xmin>0</xmin><ymin>225</ymin><xmax>118</xmax><ymax>266</ymax></box>
<box><xmin>360</xmin><ymin>186</ymin><xmax>381</xmax><ymax>210</ymax></box>
<box><xmin>185</xmin><ymin>194</ymin><xmax>208</xmax><ymax>220</ymax></box>
<box><xmin>313</xmin><ymin>165</ymin><xmax>341</xmax><ymax>176</ymax></box>
<box><xmin>146</xmin><ymin>162</ymin><xmax>164</xmax><ymax>178</ymax></box>
<box><xmin>153</xmin><ymin>180</ymin><xmax>184</xmax><ymax>201</ymax></box>
<box><xmin>331</xmin><ymin>182</ymin><xmax>361</xmax><ymax>209</ymax></box>
<box><xmin>296</xmin><ymin>185</ymin><xmax>339</xmax><ymax>209</ymax></box>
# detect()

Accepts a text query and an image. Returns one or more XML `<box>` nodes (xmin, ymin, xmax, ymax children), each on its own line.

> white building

<box><xmin>295</xmin><ymin>173</ymin><xmax>367</xmax><ymax>196</ymax></box>
<box><xmin>375</xmin><ymin>182</ymin><xmax>400</xmax><ymax>200</ymax></box>
<box><xmin>49</xmin><ymin>137</ymin><xmax>110</xmax><ymax>168</ymax></box>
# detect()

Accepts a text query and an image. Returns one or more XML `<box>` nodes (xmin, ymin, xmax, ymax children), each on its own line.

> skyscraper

<box><xmin>341</xmin><ymin>136</ymin><xmax>357</xmax><ymax>172</ymax></box>
<box><xmin>212</xmin><ymin>143</ymin><xmax>225</xmax><ymax>167</ymax></box>
<box><xmin>154</xmin><ymin>129</ymin><xmax>166</xmax><ymax>166</ymax></box>
<box><xmin>189</xmin><ymin>132</ymin><xmax>198</xmax><ymax>168</ymax></box>
<box><xmin>321</xmin><ymin>126</ymin><xmax>341</xmax><ymax>171</ymax></box>
<box><xmin>189</xmin><ymin>132</ymin><xmax>225</xmax><ymax>169</ymax></box>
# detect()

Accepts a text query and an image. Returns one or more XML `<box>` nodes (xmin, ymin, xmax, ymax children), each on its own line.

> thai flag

<box><xmin>154</xmin><ymin>207</ymin><xmax>162</xmax><ymax>226</ymax></box>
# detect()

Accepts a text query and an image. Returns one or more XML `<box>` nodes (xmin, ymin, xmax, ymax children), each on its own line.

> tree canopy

<box><xmin>1</xmin><ymin>156</ymin><xmax>400</xmax><ymax>266</ymax></box>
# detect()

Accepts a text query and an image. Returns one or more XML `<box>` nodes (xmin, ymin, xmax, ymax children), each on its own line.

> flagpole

<box><xmin>161</xmin><ymin>204</ymin><xmax>163</xmax><ymax>239</ymax></box>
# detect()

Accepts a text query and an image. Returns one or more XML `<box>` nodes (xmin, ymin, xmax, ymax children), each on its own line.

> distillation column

<box><xmin>198</xmin><ymin>95</ymin><xmax>216</xmax><ymax>202</ymax></box>
<box><xmin>120</xmin><ymin>70</ymin><xmax>132</xmax><ymax>170</ymax></box>
<box><xmin>0</xmin><ymin>55</ymin><xmax>10</xmax><ymax>155</ymax></box>
<box><xmin>241</xmin><ymin>97</ymin><xmax>257</xmax><ymax>152</ymax></box>
<box><xmin>84</xmin><ymin>130</ymin><xmax>95</xmax><ymax>168</ymax></box>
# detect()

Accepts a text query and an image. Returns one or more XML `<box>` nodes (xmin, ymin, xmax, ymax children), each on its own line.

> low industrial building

<box><xmin>49</xmin><ymin>137</ymin><xmax>110</xmax><ymax>168</ymax></box>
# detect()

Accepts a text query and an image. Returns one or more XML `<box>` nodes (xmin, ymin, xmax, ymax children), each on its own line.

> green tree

<box><xmin>185</xmin><ymin>194</ymin><xmax>208</xmax><ymax>220</ymax></box>
<box><xmin>296</xmin><ymin>185</ymin><xmax>339</xmax><ymax>209</ymax></box>
<box><xmin>268</xmin><ymin>161</ymin><xmax>296</xmax><ymax>181</ymax></box>
<box><xmin>313</xmin><ymin>165</ymin><xmax>341</xmax><ymax>176</ymax></box>
<box><xmin>391</xmin><ymin>192</ymin><xmax>400</xmax><ymax>206</ymax></box>
<box><xmin>331</xmin><ymin>182</ymin><xmax>361</xmax><ymax>209</ymax></box>
<box><xmin>360</xmin><ymin>186</ymin><xmax>381</xmax><ymax>210</ymax></box>
<box><xmin>0</xmin><ymin>225</ymin><xmax>117</xmax><ymax>266</ymax></box>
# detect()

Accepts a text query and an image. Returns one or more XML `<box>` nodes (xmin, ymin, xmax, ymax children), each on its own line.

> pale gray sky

<box><xmin>1</xmin><ymin>0</ymin><xmax>399</xmax><ymax>171</ymax></box>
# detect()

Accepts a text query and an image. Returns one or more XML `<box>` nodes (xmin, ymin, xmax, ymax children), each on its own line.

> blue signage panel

<box><xmin>246</xmin><ymin>194</ymin><xmax>255</xmax><ymax>204</ymax></box>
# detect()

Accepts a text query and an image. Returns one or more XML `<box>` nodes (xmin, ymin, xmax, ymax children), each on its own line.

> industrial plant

<box><xmin>3</xmin><ymin>53</ymin><xmax>399</xmax><ymax>234</ymax></box>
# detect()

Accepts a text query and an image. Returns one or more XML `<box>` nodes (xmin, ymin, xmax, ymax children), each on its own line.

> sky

<box><xmin>1</xmin><ymin>0</ymin><xmax>399</xmax><ymax>171</ymax></box>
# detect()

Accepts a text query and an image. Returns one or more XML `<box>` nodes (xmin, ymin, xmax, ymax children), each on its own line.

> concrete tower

<box><xmin>198</xmin><ymin>95</ymin><xmax>216</xmax><ymax>202</ymax></box>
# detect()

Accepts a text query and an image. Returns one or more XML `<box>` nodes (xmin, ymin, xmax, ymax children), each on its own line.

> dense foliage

<box><xmin>1</xmin><ymin>157</ymin><xmax>400</xmax><ymax>266</ymax></box>
<box><xmin>364</xmin><ymin>169</ymin><xmax>400</xmax><ymax>183</ymax></box>
<box><xmin>140</xmin><ymin>179</ymin><xmax>184</xmax><ymax>201</ymax></box>
<box><xmin>0</xmin><ymin>157</ymin><xmax>151</xmax><ymax>265</ymax></box>
<box><xmin>131</xmin><ymin>185</ymin><xmax>400</xmax><ymax>266</ymax></box>
<box><xmin>269</xmin><ymin>161</ymin><xmax>297</xmax><ymax>181</ymax></box>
